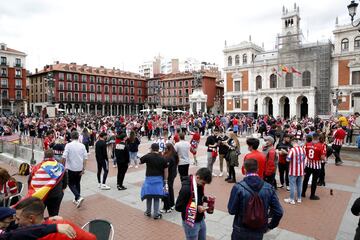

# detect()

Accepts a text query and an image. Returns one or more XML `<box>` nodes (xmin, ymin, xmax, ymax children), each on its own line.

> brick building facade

<box><xmin>29</xmin><ymin>62</ymin><xmax>147</xmax><ymax>115</ymax></box>
<box><xmin>0</xmin><ymin>43</ymin><xmax>27</xmax><ymax>114</ymax></box>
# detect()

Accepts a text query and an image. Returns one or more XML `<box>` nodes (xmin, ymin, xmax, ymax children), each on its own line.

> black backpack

<box><xmin>240</xmin><ymin>181</ymin><xmax>266</xmax><ymax>230</ymax></box>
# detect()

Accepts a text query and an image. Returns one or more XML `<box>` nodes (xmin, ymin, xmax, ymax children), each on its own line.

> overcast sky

<box><xmin>0</xmin><ymin>0</ymin><xmax>351</xmax><ymax>73</ymax></box>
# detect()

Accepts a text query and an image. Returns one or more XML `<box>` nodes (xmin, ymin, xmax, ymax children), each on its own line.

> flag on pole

<box><xmin>291</xmin><ymin>67</ymin><xmax>302</xmax><ymax>76</ymax></box>
<box><xmin>272</xmin><ymin>67</ymin><xmax>282</xmax><ymax>78</ymax></box>
<box><xmin>280</xmin><ymin>65</ymin><xmax>289</xmax><ymax>73</ymax></box>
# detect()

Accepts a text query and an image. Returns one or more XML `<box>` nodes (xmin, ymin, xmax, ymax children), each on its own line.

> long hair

<box><xmin>129</xmin><ymin>130</ymin><xmax>136</xmax><ymax>143</ymax></box>
<box><xmin>163</xmin><ymin>143</ymin><xmax>179</xmax><ymax>165</ymax></box>
<box><xmin>229</xmin><ymin>132</ymin><xmax>240</xmax><ymax>148</ymax></box>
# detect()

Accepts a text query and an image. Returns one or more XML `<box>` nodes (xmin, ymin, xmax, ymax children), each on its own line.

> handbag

<box><xmin>211</xmin><ymin>150</ymin><xmax>218</xmax><ymax>158</ymax></box>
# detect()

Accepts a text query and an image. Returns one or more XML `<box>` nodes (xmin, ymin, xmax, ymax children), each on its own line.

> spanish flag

<box><xmin>280</xmin><ymin>65</ymin><xmax>289</xmax><ymax>73</ymax></box>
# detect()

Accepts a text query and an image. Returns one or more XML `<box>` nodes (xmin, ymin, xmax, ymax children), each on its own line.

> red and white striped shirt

<box><xmin>287</xmin><ymin>146</ymin><xmax>307</xmax><ymax>176</ymax></box>
<box><xmin>333</xmin><ymin>128</ymin><xmax>347</xmax><ymax>146</ymax></box>
<box><xmin>304</xmin><ymin>142</ymin><xmax>324</xmax><ymax>169</ymax></box>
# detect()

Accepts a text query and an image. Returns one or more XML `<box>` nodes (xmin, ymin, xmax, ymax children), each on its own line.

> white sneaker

<box><xmin>98</xmin><ymin>183</ymin><xmax>101</xmax><ymax>188</ymax></box>
<box><xmin>212</xmin><ymin>173</ymin><xmax>218</xmax><ymax>177</ymax></box>
<box><xmin>101</xmin><ymin>184</ymin><xmax>111</xmax><ymax>190</ymax></box>
<box><xmin>72</xmin><ymin>199</ymin><xmax>77</xmax><ymax>205</ymax></box>
<box><xmin>284</xmin><ymin>198</ymin><xmax>295</xmax><ymax>205</ymax></box>
<box><xmin>135</xmin><ymin>165</ymin><xmax>139</xmax><ymax>169</ymax></box>
<box><xmin>297</xmin><ymin>199</ymin><xmax>302</xmax><ymax>203</ymax></box>
<box><xmin>76</xmin><ymin>197</ymin><xmax>84</xmax><ymax>208</ymax></box>
<box><xmin>129</xmin><ymin>165</ymin><xmax>134</xmax><ymax>168</ymax></box>
<box><xmin>113</xmin><ymin>165</ymin><xmax>117</xmax><ymax>168</ymax></box>
<box><xmin>219</xmin><ymin>172</ymin><xmax>223</xmax><ymax>177</ymax></box>
<box><xmin>286</xmin><ymin>186</ymin><xmax>290</xmax><ymax>191</ymax></box>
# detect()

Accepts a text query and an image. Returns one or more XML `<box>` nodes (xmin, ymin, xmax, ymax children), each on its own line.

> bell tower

<box><xmin>279</xmin><ymin>3</ymin><xmax>301</xmax><ymax>49</ymax></box>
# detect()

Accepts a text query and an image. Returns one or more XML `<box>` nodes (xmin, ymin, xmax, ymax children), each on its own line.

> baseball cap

<box><xmin>0</xmin><ymin>207</ymin><xmax>15</xmax><ymax>221</ymax></box>
<box><xmin>263</xmin><ymin>136</ymin><xmax>274</xmax><ymax>144</ymax></box>
<box><xmin>150</xmin><ymin>143</ymin><xmax>159</xmax><ymax>151</ymax></box>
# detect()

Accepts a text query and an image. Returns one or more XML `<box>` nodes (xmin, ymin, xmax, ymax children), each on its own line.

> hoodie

<box><xmin>228</xmin><ymin>176</ymin><xmax>283</xmax><ymax>233</ymax></box>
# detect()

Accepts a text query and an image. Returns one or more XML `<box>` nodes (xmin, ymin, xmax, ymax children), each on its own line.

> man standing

<box><xmin>262</xmin><ymin>136</ymin><xmax>277</xmax><ymax>189</ymax></box>
<box><xmin>140</xmin><ymin>143</ymin><xmax>168</xmax><ymax>219</ymax></box>
<box><xmin>114</xmin><ymin>133</ymin><xmax>130</xmax><ymax>190</ymax></box>
<box><xmin>242</xmin><ymin>138</ymin><xmax>266</xmax><ymax>179</ymax></box>
<box><xmin>28</xmin><ymin>150</ymin><xmax>67</xmax><ymax>217</ymax></box>
<box><xmin>228</xmin><ymin>159</ymin><xmax>283</xmax><ymax>239</ymax></box>
<box><xmin>332</xmin><ymin>125</ymin><xmax>347</xmax><ymax>166</ymax></box>
<box><xmin>302</xmin><ymin>134</ymin><xmax>325</xmax><ymax>200</ymax></box>
<box><xmin>175</xmin><ymin>133</ymin><xmax>191</xmax><ymax>179</ymax></box>
<box><xmin>284</xmin><ymin>139</ymin><xmax>307</xmax><ymax>205</ymax></box>
<box><xmin>205</xmin><ymin>128</ymin><xmax>219</xmax><ymax>176</ymax></box>
<box><xmin>95</xmin><ymin>132</ymin><xmax>111</xmax><ymax>190</ymax></box>
<box><xmin>276</xmin><ymin>134</ymin><xmax>293</xmax><ymax>190</ymax></box>
<box><xmin>62</xmin><ymin>131</ymin><xmax>87</xmax><ymax>208</ymax></box>
<box><xmin>175</xmin><ymin>168</ymin><xmax>212</xmax><ymax>240</ymax></box>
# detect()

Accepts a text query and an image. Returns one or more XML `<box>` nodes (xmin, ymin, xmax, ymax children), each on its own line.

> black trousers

<box><xmin>332</xmin><ymin>144</ymin><xmax>342</xmax><ymax>163</ymax></box>
<box><xmin>355</xmin><ymin>225</ymin><xmax>360</xmax><ymax>240</ymax></box>
<box><xmin>178</xmin><ymin>164</ymin><xmax>189</xmax><ymax>180</ymax></box>
<box><xmin>68</xmin><ymin>170</ymin><xmax>82</xmax><ymax>201</ymax></box>
<box><xmin>96</xmin><ymin>159</ymin><xmax>109</xmax><ymax>184</ymax></box>
<box><xmin>163</xmin><ymin>176</ymin><xmax>175</xmax><ymax>210</ymax></box>
<box><xmin>229</xmin><ymin>166</ymin><xmax>236</xmax><ymax>181</ymax></box>
<box><xmin>44</xmin><ymin>193</ymin><xmax>64</xmax><ymax>217</ymax></box>
<box><xmin>318</xmin><ymin>162</ymin><xmax>326</xmax><ymax>184</ymax></box>
<box><xmin>278</xmin><ymin>162</ymin><xmax>289</xmax><ymax>186</ymax></box>
<box><xmin>302</xmin><ymin>167</ymin><xmax>320</xmax><ymax>197</ymax></box>
<box><xmin>346</xmin><ymin>128</ymin><xmax>353</xmax><ymax>144</ymax></box>
<box><xmin>147</xmin><ymin>130</ymin><xmax>152</xmax><ymax>140</ymax></box>
<box><xmin>117</xmin><ymin>162</ymin><xmax>128</xmax><ymax>187</ymax></box>
<box><xmin>264</xmin><ymin>173</ymin><xmax>277</xmax><ymax>190</ymax></box>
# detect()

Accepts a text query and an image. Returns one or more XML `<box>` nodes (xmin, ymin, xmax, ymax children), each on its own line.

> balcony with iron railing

<box><xmin>14</xmin><ymin>63</ymin><xmax>22</xmax><ymax>68</ymax></box>
<box><xmin>1</xmin><ymin>61</ymin><xmax>8</xmax><ymax>66</ymax></box>
<box><xmin>1</xmin><ymin>72</ymin><xmax>7</xmax><ymax>77</ymax></box>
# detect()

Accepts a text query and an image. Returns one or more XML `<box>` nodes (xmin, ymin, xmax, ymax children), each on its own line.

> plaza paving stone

<box><xmin>0</xmin><ymin>135</ymin><xmax>360</xmax><ymax>239</ymax></box>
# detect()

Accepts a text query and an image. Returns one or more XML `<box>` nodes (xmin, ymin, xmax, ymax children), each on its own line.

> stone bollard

<box><xmin>13</xmin><ymin>143</ymin><xmax>18</xmax><ymax>158</ymax></box>
<box><xmin>0</xmin><ymin>140</ymin><xmax>3</xmax><ymax>153</ymax></box>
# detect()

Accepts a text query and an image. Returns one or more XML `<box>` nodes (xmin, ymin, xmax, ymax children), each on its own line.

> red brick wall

<box><xmin>338</xmin><ymin>60</ymin><xmax>350</xmax><ymax>86</ymax></box>
<box><xmin>202</xmin><ymin>76</ymin><xmax>216</xmax><ymax>108</ymax></box>
<box><xmin>338</xmin><ymin>95</ymin><xmax>350</xmax><ymax>111</ymax></box>
<box><xmin>226</xmin><ymin>72</ymin><xmax>233</xmax><ymax>92</ymax></box>
<box><xmin>242</xmin><ymin>71</ymin><xmax>249</xmax><ymax>91</ymax></box>
<box><xmin>227</xmin><ymin>99</ymin><xmax>233</xmax><ymax>111</ymax></box>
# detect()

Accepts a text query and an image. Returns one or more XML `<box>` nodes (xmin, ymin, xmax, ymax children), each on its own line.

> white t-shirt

<box><xmin>154</xmin><ymin>138</ymin><xmax>170</xmax><ymax>153</ymax></box>
<box><xmin>175</xmin><ymin>140</ymin><xmax>191</xmax><ymax>165</ymax></box>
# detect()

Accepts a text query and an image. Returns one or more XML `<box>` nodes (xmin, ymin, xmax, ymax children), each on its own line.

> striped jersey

<box><xmin>333</xmin><ymin>128</ymin><xmax>347</xmax><ymax>146</ymax></box>
<box><xmin>304</xmin><ymin>142</ymin><xmax>324</xmax><ymax>169</ymax></box>
<box><xmin>287</xmin><ymin>146</ymin><xmax>307</xmax><ymax>176</ymax></box>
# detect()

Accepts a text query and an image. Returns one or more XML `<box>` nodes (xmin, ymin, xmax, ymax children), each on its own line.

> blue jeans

<box><xmin>129</xmin><ymin>151</ymin><xmax>138</xmax><ymax>165</ymax></box>
<box><xmin>289</xmin><ymin>175</ymin><xmax>303</xmax><ymax>200</ymax></box>
<box><xmin>182</xmin><ymin>219</ymin><xmax>206</xmax><ymax>240</ymax></box>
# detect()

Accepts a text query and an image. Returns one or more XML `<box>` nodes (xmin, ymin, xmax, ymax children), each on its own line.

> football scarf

<box><xmin>185</xmin><ymin>175</ymin><xmax>198</xmax><ymax>227</ymax></box>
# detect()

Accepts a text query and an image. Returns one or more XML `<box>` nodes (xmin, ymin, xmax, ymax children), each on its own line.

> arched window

<box><xmin>235</xmin><ymin>55</ymin><xmax>240</xmax><ymax>65</ymax></box>
<box><xmin>243</xmin><ymin>54</ymin><xmax>247</xmax><ymax>64</ymax></box>
<box><xmin>256</xmin><ymin>75</ymin><xmax>262</xmax><ymax>90</ymax></box>
<box><xmin>270</xmin><ymin>74</ymin><xmax>277</xmax><ymax>88</ymax></box>
<box><xmin>302</xmin><ymin>71</ymin><xmax>311</xmax><ymax>86</ymax></box>
<box><xmin>228</xmin><ymin>56</ymin><xmax>232</xmax><ymax>66</ymax></box>
<box><xmin>355</xmin><ymin>36</ymin><xmax>360</xmax><ymax>50</ymax></box>
<box><xmin>285</xmin><ymin>73</ymin><xmax>293</xmax><ymax>87</ymax></box>
<box><xmin>341</xmin><ymin>38</ymin><xmax>349</xmax><ymax>52</ymax></box>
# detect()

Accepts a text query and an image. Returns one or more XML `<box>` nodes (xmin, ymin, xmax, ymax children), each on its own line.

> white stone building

<box><xmin>223</xmin><ymin>5</ymin><xmax>334</xmax><ymax>119</ymax></box>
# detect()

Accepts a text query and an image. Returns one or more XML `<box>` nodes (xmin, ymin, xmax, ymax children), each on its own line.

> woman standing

<box><xmin>161</xmin><ymin>143</ymin><xmax>178</xmax><ymax>213</ymax></box>
<box><xmin>126</xmin><ymin>130</ymin><xmax>141</xmax><ymax>168</ymax></box>
<box><xmin>224</xmin><ymin>132</ymin><xmax>240</xmax><ymax>183</ymax></box>
<box><xmin>190</xmin><ymin>127</ymin><xmax>201</xmax><ymax>166</ymax></box>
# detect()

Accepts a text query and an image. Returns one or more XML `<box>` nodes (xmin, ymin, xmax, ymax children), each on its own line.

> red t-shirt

<box><xmin>242</xmin><ymin>150</ymin><xmax>266</xmax><ymax>179</ymax></box>
<box><xmin>40</xmin><ymin>219</ymin><xmax>96</xmax><ymax>240</ymax></box>
<box><xmin>173</xmin><ymin>133</ymin><xmax>180</xmax><ymax>143</ymax></box>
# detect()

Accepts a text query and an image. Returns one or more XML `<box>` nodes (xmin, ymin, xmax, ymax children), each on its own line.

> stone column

<box><xmin>135</xmin><ymin>105</ymin><xmax>138</xmax><ymax>114</ymax></box>
<box><xmin>24</xmin><ymin>101</ymin><xmax>28</xmax><ymax>115</ymax></box>
<box><xmin>308</xmin><ymin>92</ymin><xmax>315</xmax><ymax>118</ymax></box>
<box><xmin>123</xmin><ymin>105</ymin><xmax>126</xmax><ymax>116</ymax></box>
<box><xmin>10</xmin><ymin>101</ymin><xmax>14</xmax><ymax>113</ymax></box>
<box><xmin>102</xmin><ymin>105</ymin><xmax>105</xmax><ymax>115</ymax></box>
<box><xmin>289</xmin><ymin>95</ymin><xmax>297</xmax><ymax>119</ymax></box>
<box><xmin>95</xmin><ymin>106</ymin><xmax>98</xmax><ymax>115</ymax></box>
<box><xmin>71</xmin><ymin>103</ymin><xmax>75</xmax><ymax>113</ymax></box>
<box><xmin>272</xmin><ymin>96</ymin><xmax>279</xmax><ymax>117</ymax></box>
<box><xmin>128</xmin><ymin>105</ymin><xmax>132</xmax><ymax>115</ymax></box>
<box><xmin>257</xmin><ymin>97</ymin><xmax>264</xmax><ymax>115</ymax></box>
<box><xmin>87</xmin><ymin>104</ymin><xmax>90</xmax><ymax>114</ymax></box>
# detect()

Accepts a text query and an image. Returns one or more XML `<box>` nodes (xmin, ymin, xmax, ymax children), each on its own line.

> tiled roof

<box><xmin>160</xmin><ymin>71</ymin><xmax>217</xmax><ymax>81</ymax></box>
<box><xmin>31</xmin><ymin>63</ymin><xmax>146</xmax><ymax>80</ymax></box>
<box><xmin>0</xmin><ymin>47</ymin><xmax>26</xmax><ymax>55</ymax></box>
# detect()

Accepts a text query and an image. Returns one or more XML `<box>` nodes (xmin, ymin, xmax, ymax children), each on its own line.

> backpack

<box><xmin>240</xmin><ymin>181</ymin><xmax>266</xmax><ymax>230</ymax></box>
<box><xmin>18</xmin><ymin>162</ymin><xmax>30</xmax><ymax>176</ymax></box>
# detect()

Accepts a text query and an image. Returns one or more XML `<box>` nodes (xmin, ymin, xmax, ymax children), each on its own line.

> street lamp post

<box><xmin>332</xmin><ymin>89</ymin><xmax>343</xmax><ymax>117</ymax></box>
<box><xmin>347</xmin><ymin>0</ymin><xmax>360</xmax><ymax>31</ymax></box>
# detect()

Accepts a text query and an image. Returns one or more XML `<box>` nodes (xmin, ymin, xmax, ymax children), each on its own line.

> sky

<box><xmin>0</xmin><ymin>0</ymin><xmax>352</xmax><ymax>73</ymax></box>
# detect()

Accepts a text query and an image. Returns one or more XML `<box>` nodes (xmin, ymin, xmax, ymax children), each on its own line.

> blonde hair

<box><xmin>229</xmin><ymin>133</ymin><xmax>240</xmax><ymax>148</ymax></box>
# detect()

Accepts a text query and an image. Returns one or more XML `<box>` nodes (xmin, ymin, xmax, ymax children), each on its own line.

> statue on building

<box><xmin>193</xmin><ymin>71</ymin><xmax>203</xmax><ymax>89</ymax></box>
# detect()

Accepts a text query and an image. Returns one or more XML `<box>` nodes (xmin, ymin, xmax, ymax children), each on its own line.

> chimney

<box><xmin>49</xmin><ymin>65</ymin><xmax>53</xmax><ymax>70</ymax></box>
<box><xmin>54</xmin><ymin>61</ymin><xmax>59</xmax><ymax>64</ymax></box>
<box><xmin>35</xmin><ymin>68</ymin><xmax>38</xmax><ymax>73</ymax></box>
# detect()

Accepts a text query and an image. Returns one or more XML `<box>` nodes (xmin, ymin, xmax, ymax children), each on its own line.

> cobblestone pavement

<box><xmin>1</xmin><ymin>135</ymin><xmax>360</xmax><ymax>239</ymax></box>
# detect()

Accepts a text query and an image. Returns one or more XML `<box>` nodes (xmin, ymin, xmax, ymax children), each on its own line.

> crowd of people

<box><xmin>0</xmin><ymin>111</ymin><xmax>358</xmax><ymax>239</ymax></box>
